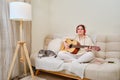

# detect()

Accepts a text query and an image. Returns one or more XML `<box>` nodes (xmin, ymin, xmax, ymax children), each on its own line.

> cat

<box><xmin>38</xmin><ymin>49</ymin><xmax>57</xmax><ymax>58</ymax></box>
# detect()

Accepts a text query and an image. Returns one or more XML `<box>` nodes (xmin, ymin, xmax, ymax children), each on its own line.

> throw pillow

<box><xmin>47</xmin><ymin>38</ymin><xmax>62</xmax><ymax>54</ymax></box>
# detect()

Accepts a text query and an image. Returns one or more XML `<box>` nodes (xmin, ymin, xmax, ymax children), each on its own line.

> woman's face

<box><xmin>77</xmin><ymin>26</ymin><xmax>85</xmax><ymax>35</ymax></box>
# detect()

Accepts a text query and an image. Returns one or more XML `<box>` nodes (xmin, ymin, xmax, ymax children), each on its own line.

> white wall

<box><xmin>49</xmin><ymin>0</ymin><xmax>120</xmax><ymax>35</ymax></box>
<box><xmin>31</xmin><ymin>0</ymin><xmax>50</xmax><ymax>53</ymax></box>
<box><xmin>32</xmin><ymin>0</ymin><xmax>120</xmax><ymax>53</ymax></box>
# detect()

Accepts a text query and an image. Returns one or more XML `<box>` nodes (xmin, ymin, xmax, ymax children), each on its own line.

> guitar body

<box><xmin>60</xmin><ymin>38</ymin><xmax>101</xmax><ymax>54</ymax></box>
<box><xmin>60</xmin><ymin>38</ymin><xmax>80</xmax><ymax>54</ymax></box>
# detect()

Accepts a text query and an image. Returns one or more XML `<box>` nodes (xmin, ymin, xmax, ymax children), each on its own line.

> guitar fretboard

<box><xmin>70</xmin><ymin>45</ymin><xmax>96</xmax><ymax>48</ymax></box>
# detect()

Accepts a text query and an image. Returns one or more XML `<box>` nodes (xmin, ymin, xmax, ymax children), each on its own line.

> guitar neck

<box><xmin>71</xmin><ymin>45</ymin><xmax>94</xmax><ymax>48</ymax></box>
<box><xmin>81</xmin><ymin>45</ymin><xmax>92</xmax><ymax>48</ymax></box>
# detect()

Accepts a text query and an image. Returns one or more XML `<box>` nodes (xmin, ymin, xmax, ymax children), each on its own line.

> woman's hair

<box><xmin>76</xmin><ymin>24</ymin><xmax>86</xmax><ymax>35</ymax></box>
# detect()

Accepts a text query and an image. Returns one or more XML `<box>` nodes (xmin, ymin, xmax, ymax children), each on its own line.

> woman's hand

<box><xmin>85</xmin><ymin>46</ymin><xmax>101</xmax><ymax>52</ymax></box>
<box><xmin>63</xmin><ymin>41</ymin><xmax>70</xmax><ymax>50</ymax></box>
<box><xmin>85</xmin><ymin>46</ymin><xmax>92</xmax><ymax>52</ymax></box>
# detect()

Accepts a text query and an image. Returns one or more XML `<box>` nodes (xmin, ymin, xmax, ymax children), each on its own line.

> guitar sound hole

<box><xmin>69</xmin><ymin>44</ymin><xmax>72</xmax><ymax>48</ymax></box>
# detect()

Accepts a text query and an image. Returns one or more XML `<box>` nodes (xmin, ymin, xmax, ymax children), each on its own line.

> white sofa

<box><xmin>30</xmin><ymin>34</ymin><xmax>120</xmax><ymax>80</ymax></box>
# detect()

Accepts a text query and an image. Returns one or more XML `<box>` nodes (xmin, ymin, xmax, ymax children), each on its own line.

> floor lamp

<box><xmin>7</xmin><ymin>2</ymin><xmax>34</xmax><ymax>80</ymax></box>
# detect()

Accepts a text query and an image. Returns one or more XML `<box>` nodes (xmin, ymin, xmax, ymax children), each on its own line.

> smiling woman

<box><xmin>57</xmin><ymin>24</ymin><xmax>95</xmax><ymax>63</ymax></box>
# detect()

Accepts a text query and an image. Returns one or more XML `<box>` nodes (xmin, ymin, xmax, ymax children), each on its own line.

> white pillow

<box><xmin>87</xmin><ymin>34</ymin><xmax>97</xmax><ymax>44</ymax></box>
<box><xmin>47</xmin><ymin>38</ymin><xmax>62</xmax><ymax>54</ymax></box>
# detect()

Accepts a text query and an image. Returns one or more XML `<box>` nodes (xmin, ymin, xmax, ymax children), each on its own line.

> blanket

<box><xmin>35</xmin><ymin>57</ymin><xmax>88</xmax><ymax>79</ymax></box>
<box><xmin>68</xmin><ymin>62</ymin><xmax>88</xmax><ymax>79</ymax></box>
<box><xmin>35</xmin><ymin>57</ymin><xmax>64</xmax><ymax>71</ymax></box>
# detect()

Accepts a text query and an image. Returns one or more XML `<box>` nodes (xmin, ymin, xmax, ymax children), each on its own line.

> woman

<box><xmin>57</xmin><ymin>24</ymin><xmax>97</xmax><ymax>63</ymax></box>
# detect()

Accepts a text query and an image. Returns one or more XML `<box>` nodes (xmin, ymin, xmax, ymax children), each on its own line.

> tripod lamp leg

<box><xmin>20</xmin><ymin>45</ymin><xmax>27</xmax><ymax>75</ymax></box>
<box><xmin>7</xmin><ymin>43</ymin><xmax>20</xmax><ymax>80</ymax></box>
<box><xmin>23</xmin><ymin>43</ymin><xmax>34</xmax><ymax>80</ymax></box>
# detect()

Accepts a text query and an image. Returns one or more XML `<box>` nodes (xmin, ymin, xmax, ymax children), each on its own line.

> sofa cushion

<box><xmin>85</xmin><ymin>58</ymin><xmax>120</xmax><ymax>80</ymax></box>
<box><xmin>105</xmin><ymin>35</ymin><xmax>120</xmax><ymax>59</ymax></box>
<box><xmin>95</xmin><ymin>35</ymin><xmax>120</xmax><ymax>59</ymax></box>
<box><xmin>106</xmin><ymin>35</ymin><xmax>120</xmax><ymax>42</ymax></box>
<box><xmin>47</xmin><ymin>38</ymin><xmax>62</xmax><ymax>53</ymax></box>
<box><xmin>95</xmin><ymin>35</ymin><xmax>106</xmax><ymax>59</ymax></box>
<box><xmin>106</xmin><ymin>52</ymin><xmax>120</xmax><ymax>59</ymax></box>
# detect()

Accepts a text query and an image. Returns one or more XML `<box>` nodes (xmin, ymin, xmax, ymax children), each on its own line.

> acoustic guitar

<box><xmin>60</xmin><ymin>38</ymin><xmax>101</xmax><ymax>54</ymax></box>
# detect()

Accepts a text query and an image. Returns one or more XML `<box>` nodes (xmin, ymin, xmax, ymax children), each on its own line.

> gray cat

<box><xmin>38</xmin><ymin>49</ymin><xmax>57</xmax><ymax>58</ymax></box>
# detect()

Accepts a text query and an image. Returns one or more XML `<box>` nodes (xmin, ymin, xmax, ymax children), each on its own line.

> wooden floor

<box><xmin>38</xmin><ymin>71</ymin><xmax>76</xmax><ymax>80</ymax></box>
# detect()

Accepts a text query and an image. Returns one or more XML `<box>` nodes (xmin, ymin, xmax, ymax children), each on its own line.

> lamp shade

<box><xmin>9</xmin><ymin>2</ymin><xmax>32</xmax><ymax>21</ymax></box>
